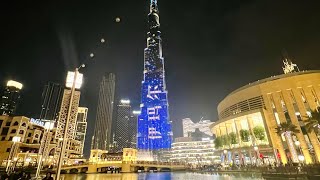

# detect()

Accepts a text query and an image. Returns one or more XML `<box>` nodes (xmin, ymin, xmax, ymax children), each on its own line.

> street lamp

<box><xmin>6</xmin><ymin>136</ymin><xmax>21</xmax><ymax>172</ymax></box>
<box><xmin>254</xmin><ymin>146</ymin><xmax>259</xmax><ymax>166</ymax></box>
<box><xmin>56</xmin><ymin>39</ymin><xmax>105</xmax><ymax>180</ymax></box>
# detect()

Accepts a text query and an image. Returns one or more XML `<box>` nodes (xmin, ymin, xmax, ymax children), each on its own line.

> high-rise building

<box><xmin>0</xmin><ymin>80</ymin><xmax>23</xmax><ymax>116</ymax></box>
<box><xmin>39</xmin><ymin>82</ymin><xmax>63</xmax><ymax>121</ymax></box>
<box><xmin>75</xmin><ymin>107</ymin><xmax>88</xmax><ymax>155</ymax></box>
<box><xmin>92</xmin><ymin>73</ymin><xmax>115</xmax><ymax>150</ymax></box>
<box><xmin>137</xmin><ymin>0</ymin><xmax>173</xmax><ymax>150</ymax></box>
<box><xmin>129</xmin><ymin>110</ymin><xmax>140</xmax><ymax>148</ymax></box>
<box><xmin>182</xmin><ymin>118</ymin><xmax>213</xmax><ymax>137</ymax></box>
<box><xmin>55</xmin><ymin>71</ymin><xmax>83</xmax><ymax>163</ymax></box>
<box><xmin>115</xmin><ymin>100</ymin><xmax>131</xmax><ymax>152</ymax></box>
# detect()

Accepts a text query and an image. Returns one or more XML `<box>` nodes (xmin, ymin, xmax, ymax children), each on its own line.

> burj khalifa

<box><xmin>137</xmin><ymin>0</ymin><xmax>173</xmax><ymax>151</ymax></box>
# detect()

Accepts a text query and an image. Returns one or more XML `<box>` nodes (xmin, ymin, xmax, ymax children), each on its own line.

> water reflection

<box><xmin>61</xmin><ymin>172</ymin><xmax>263</xmax><ymax>180</ymax></box>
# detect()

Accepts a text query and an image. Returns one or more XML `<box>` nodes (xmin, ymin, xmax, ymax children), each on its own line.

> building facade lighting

<box><xmin>120</xmin><ymin>99</ymin><xmax>130</xmax><ymax>104</ymax></box>
<box><xmin>66</xmin><ymin>71</ymin><xmax>83</xmax><ymax>89</ymax></box>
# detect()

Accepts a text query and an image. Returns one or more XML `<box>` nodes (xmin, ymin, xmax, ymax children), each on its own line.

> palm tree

<box><xmin>275</xmin><ymin>122</ymin><xmax>300</xmax><ymax>163</ymax></box>
<box><xmin>305</xmin><ymin>109</ymin><xmax>320</xmax><ymax>134</ymax></box>
<box><xmin>275</xmin><ymin>122</ymin><xmax>300</xmax><ymax>135</ymax></box>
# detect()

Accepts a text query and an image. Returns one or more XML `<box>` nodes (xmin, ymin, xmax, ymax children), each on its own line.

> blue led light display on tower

<box><xmin>137</xmin><ymin>0</ymin><xmax>173</xmax><ymax>150</ymax></box>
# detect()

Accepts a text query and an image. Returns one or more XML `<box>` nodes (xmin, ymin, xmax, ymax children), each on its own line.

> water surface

<box><xmin>60</xmin><ymin>172</ymin><xmax>263</xmax><ymax>180</ymax></box>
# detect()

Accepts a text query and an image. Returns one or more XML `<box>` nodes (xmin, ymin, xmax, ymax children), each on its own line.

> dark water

<box><xmin>60</xmin><ymin>172</ymin><xmax>264</xmax><ymax>180</ymax></box>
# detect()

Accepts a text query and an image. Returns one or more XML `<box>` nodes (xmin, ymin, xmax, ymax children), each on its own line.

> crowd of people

<box><xmin>0</xmin><ymin>171</ymin><xmax>53</xmax><ymax>180</ymax></box>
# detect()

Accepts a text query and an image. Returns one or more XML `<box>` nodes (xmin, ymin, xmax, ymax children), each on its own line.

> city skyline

<box><xmin>1</xmin><ymin>0</ymin><xmax>320</xmax><ymax>157</ymax></box>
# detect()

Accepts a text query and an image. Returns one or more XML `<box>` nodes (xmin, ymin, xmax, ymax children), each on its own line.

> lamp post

<box><xmin>254</xmin><ymin>146</ymin><xmax>259</xmax><ymax>166</ymax></box>
<box><xmin>55</xmin><ymin>68</ymin><xmax>81</xmax><ymax>180</ymax></box>
<box><xmin>55</xmin><ymin>39</ymin><xmax>104</xmax><ymax>180</ymax></box>
<box><xmin>6</xmin><ymin>136</ymin><xmax>21</xmax><ymax>173</ymax></box>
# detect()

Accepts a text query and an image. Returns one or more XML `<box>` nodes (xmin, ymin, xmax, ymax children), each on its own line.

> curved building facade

<box><xmin>210</xmin><ymin>71</ymin><xmax>320</xmax><ymax>165</ymax></box>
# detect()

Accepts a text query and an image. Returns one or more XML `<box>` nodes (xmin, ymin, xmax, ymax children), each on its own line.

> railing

<box><xmin>135</xmin><ymin>161</ymin><xmax>185</xmax><ymax>166</ymax></box>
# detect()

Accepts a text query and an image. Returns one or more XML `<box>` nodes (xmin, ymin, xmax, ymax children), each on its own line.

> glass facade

<box><xmin>170</xmin><ymin>138</ymin><xmax>219</xmax><ymax>165</ymax></box>
<box><xmin>137</xmin><ymin>0</ymin><xmax>173</xmax><ymax>150</ymax></box>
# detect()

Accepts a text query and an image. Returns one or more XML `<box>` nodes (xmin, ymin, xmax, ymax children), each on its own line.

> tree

<box><xmin>275</xmin><ymin>122</ymin><xmax>300</xmax><ymax>162</ymax></box>
<box><xmin>239</xmin><ymin>129</ymin><xmax>250</xmax><ymax>142</ymax></box>
<box><xmin>214</xmin><ymin>137</ymin><xmax>223</xmax><ymax>149</ymax></box>
<box><xmin>305</xmin><ymin>109</ymin><xmax>320</xmax><ymax>134</ymax></box>
<box><xmin>229</xmin><ymin>132</ymin><xmax>238</xmax><ymax>144</ymax></box>
<box><xmin>275</xmin><ymin>122</ymin><xmax>300</xmax><ymax>135</ymax></box>
<box><xmin>253</xmin><ymin>126</ymin><xmax>266</xmax><ymax>141</ymax></box>
<box><xmin>221</xmin><ymin>134</ymin><xmax>231</xmax><ymax>146</ymax></box>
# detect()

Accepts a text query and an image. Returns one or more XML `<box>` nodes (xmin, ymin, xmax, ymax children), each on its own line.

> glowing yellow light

<box><xmin>66</xmin><ymin>71</ymin><xmax>83</xmax><ymax>89</ymax></box>
<box><xmin>7</xmin><ymin>80</ymin><xmax>23</xmax><ymax>89</ymax></box>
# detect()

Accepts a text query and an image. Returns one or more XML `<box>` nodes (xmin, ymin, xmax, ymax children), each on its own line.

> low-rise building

<box><xmin>170</xmin><ymin>137</ymin><xmax>219</xmax><ymax>166</ymax></box>
<box><xmin>0</xmin><ymin>115</ymin><xmax>83</xmax><ymax>167</ymax></box>
<box><xmin>210</xmin><ymin>70</ymin><xmax>320</xmax><ymax>165</ymax></box>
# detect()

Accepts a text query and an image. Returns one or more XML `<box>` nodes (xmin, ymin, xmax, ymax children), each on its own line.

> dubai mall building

<box><xmin>210</xmin><ymin>69</ymin><xmax>320</xmax><ymax>165</ymax></box>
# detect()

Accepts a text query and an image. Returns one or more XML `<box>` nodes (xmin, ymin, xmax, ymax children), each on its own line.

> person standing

<box><xmin>42</xmin><ymin>172</ymin><xmax>53</xmax><ymax>180</ymax></box>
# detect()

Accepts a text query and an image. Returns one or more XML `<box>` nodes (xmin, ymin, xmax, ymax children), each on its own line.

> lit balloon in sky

<box><xmin>115</xmin><ymin>17</ymin><xmax>121</xmax><ymax>23</ymax></box>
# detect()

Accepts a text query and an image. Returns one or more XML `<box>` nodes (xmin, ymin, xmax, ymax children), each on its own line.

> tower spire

<box><xmin>150</xmin><ymin>0</ymin><xmax>158</xmax><ymax>12</ymax></box>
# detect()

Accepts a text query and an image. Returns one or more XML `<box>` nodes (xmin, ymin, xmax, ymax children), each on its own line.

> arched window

<box><xmin>10</xmin><ymin>129</ymin><xmax>16</xmax><ymax>134</ymax></box>
<box><xmin>19</xmin><ymin>130</ymin><xmax>24</xmax><ymax>134</ymax></box>
<box><xmin>21</xmin><ymin>123</ymin><xmax>26</xmax><ymax>127</ymax></box>
<box><xmin>28</xmin><ymin>133</ymin><xmax>32</xmax><ymax>137</ymax></box>
<box><xmin>35</xmin><ymin>134</ymin><xmax>39</xmax><ymax>138</ymax></box>
<box><xmin>13</xmin><ymin>122</ymin><xmax>19</xmax><ymax>126</ymax></box>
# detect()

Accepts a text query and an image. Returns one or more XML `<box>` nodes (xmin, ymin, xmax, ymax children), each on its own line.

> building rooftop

<box><xmin>228</xmin><ymin>70</ymin><xmax>320</xmax><ymax>96</ymax></box>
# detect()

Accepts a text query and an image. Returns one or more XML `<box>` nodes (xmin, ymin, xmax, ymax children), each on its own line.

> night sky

<box><xmin>1</xmin><ymin>0</ymin><xmax>320</xmax><ymax>157</ymax></box>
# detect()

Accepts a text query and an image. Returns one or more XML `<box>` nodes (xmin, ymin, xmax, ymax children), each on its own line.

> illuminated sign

<box><xmin>30</xmin><ymin>118</ymin><xmax>45</xmax><ymax>127</ymax></box>
<box><xmin>120</xmin><ymin>99</ymin><xmax>130</xmax><ymax>104</ymax></box>
<box><xmin>44</xmin><ymin>121</ymin><xmax>55</xmax><ymax>130</ymax></box>
<box><xmin>66</xmin><ymin>71</ymin><xmax>83</xmax><ymax>89</ymax></box>
<box><xmin>132</xmin><ymin>111</ymin><xmax>141</xmax><ymax>115</ymax></box>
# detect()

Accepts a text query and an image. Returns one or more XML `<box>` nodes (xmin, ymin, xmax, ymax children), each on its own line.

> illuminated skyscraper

<box><xmin>115</xmin><ymin>100</ymin><xmax>131</xmax><ymax>152</ymax></box>
<box><xmin>137</xmin><ymin>0</ymin><xmax>173</xmax><ymax>150</ymax></box>
<box><xmin>0</xmin><ymin>80</ymin><xmax>23</xmax><ymax>116</ymax></box>
<box><xmin>39</xmin><ymin>82</ymin><xmax>63</xmax><ymax>121</ymax></box>
<box><xmin>92</xmin><ymin>73</ymin><xmax>115</xmax><ymax>150</ymax></box>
